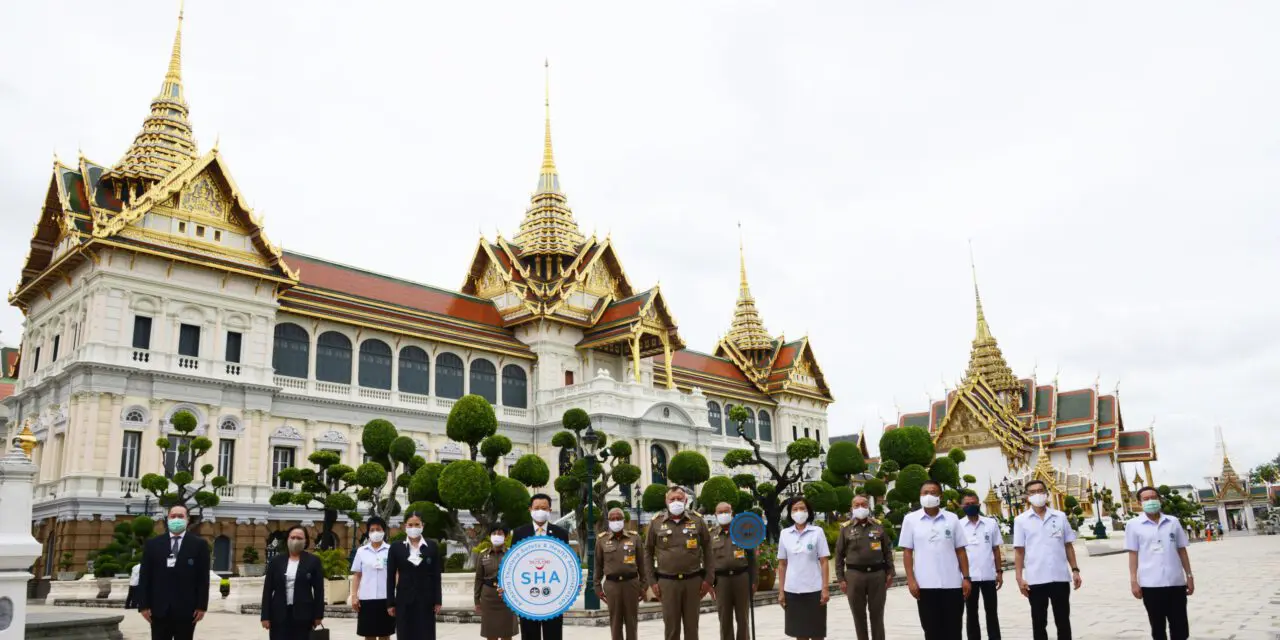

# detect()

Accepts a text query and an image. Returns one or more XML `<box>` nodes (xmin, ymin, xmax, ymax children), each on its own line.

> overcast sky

<box><xmin>3</xmin><ymin>2</ymin><xmax>1278</xmax><ymax>489</ymax></box>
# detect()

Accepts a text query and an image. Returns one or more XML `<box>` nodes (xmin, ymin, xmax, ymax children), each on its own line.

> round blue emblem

<box><xmin>729</xmin><ymin>512</ymin><xmax>766</xmax><ymax>549</ymax></box>
<box><xmin>499</xmin><ymin>536</ymin><xmax>582</xmax><ymax>621</ymax></box>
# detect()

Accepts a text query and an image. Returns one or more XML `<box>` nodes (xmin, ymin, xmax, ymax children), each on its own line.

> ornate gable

<box><xmin>931</xmin><ymin>375</ymin><xmax>1031</xmax><ymax>463</ymax></box>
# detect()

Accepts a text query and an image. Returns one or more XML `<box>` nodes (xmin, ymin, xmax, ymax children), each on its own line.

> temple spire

<box><xmin>727</xmin><ymin>225</ymin><xmax>774</xmax><ymax>354</ymax></box>
<box><xmin>513</xmin><ymin>60</ymin><xmax>585</xmax><ymax>258</ymax></box>
<box><xmin>103</xmin><ymin>0</ymin><xmax>198</xmax><ymax>191</ymax></box>
<box><xmin>963</xmin><ymin>245</ymin><xmax>1020</xmax><ymax>396</ymax></box>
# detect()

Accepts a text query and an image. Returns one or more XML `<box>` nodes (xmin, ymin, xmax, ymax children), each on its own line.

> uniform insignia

<box><xmin>597</xmin><ymin>531</ymin><xmax>610</xmax><ymax>538</ymax></box>
<box><xmin>840</xmin><ymin>520</ymin><xmax>852</xmax><ymax>528</ymax></box>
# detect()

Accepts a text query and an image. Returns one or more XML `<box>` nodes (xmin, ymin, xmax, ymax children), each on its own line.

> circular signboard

<box><xmin>729</xmin><ymin>512</ymin><xmax>766</xmax><ymax>549</ymax></box>
<box><xmin>499</xmin><ymin>536</ymin><xmax>583</xmax><ymax>621</ymax></box>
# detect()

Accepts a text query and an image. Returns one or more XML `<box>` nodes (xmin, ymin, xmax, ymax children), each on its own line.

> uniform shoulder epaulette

<box><xmin>689</xmin><ymin>511</ymin><xmax>702</xmax><ymax>518</ymax></box>
<box><xmin>597</xmin><ymin>530</ymin><xmax>610</xmax><ymax>538</ymax></box>
<box><xmin>625</xmin><ymin>530</ymin><xmax>639</xmax><ymax>538</ymax></box>
<box><xmin>840</xmin><ymin>520</ymin><xmax>852</xmax><ymax>528</ymax></box>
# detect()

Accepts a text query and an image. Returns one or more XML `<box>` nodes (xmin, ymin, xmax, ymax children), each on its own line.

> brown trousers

<box><xmin>714</xmin><ymin>572</ymin><xmax>751</xmax><ymax>640</ymax></box>
<box><xmin>602</xmin><ymin>578</ymin><xmax>643</xmax><ymax>640</ymax></box>
<box><xmin>844</xmin><ymin>568</ymin><xmax>889</xmax><ymax>640</ymax></box>
<box><xmin>659</xmin><ymin>576</ymin><xmax>705</xmax><ymax>640</ymax></box>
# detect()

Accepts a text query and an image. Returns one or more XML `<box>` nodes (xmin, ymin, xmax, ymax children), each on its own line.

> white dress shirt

<box><xmin>777</xmin><ymin>524</ymin><xmax>831</xmax><ymax>594</ymax></box>
<box><xmin>350</xmin><ymin>542</ymin><xmax>390</xmax><ymax>600</ymax></box>
<box><xmin>129</xmin><ymin>563</ymin><xmax>141</xmax><ymax>587</ymax></box>
<box><xmin>961</xmin><ymin>516</ymin><xmax>1001</xmax><ymax>582</ymax></box>
<box><xmin>285</xmin><ymin>558</ymin><xmax>299</xmax><ymax>606</ymax></box>
<box><xmin>899</xmin><ymin>508</ymin><xmax>965</xmax><ymax>589</ymax></box>
<box><xmin>1013</xmin><ymin>507</ymin><xmax>1077</xmax><ymax>585</ymax></box>
<box><xmin>1123</xmin><ymin>513</ymin><xmax>1189</xmax><ymax>588</ymax></box>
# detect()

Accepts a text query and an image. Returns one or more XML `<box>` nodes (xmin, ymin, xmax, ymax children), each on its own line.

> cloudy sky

<box><xmin>2</xmin><ymin>2</ymin><xmax>1278</xmax><ymax>488</ymax></box>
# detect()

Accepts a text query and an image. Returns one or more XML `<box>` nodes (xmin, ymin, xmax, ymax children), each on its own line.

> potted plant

<box><xmin>755</xmin><ymin>543</ymin><xmax>777</xmax><ymax>592</ymax></box>
<box><xmin>56</xmin><ymin>552</ymin><xmax>78</xmax><ymax>581</ymax></box>
<box><xmin>238</xmin><ymin>546</ymin><xmax>265</xmax><ymax>577</ymax></box>
<box><xmin>219</xmin><ymin>578</ymin><xmax>231</xmax><ymax>598</ymax></box>
<box><xmin>313</xmin><ymin>549</ymin><xmax>350</xmax><ymax>605</ymax></box>
<box><xmin>93</xmin><ymin>559</ymin><xmax>119</xmax><ymax>598</ymax></box>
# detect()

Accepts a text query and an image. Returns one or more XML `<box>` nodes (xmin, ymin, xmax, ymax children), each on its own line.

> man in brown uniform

<box><xmin>835</xmin><ymin>495</ymin><xmax>895</xmax><ymax>640</ymax></box>
<box><xmin>644</xmin><ymin>486</ymin><xmax>713</xmax><ymax>640</ymax></box>
<box><xmin>595</xmin><ymin>508</ymin><xmax>646</xmax><ymax>640</ymax></box>
<box><xmin>710</xmin><ymin>502</ymin><xmax>755</xmax><ymax>640</ymax></box>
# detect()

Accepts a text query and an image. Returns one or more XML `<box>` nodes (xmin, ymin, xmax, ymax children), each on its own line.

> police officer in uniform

<box><xmin>835</xmin><ymin>495</ymin><xmax>895</xmax><ymax>640</ymax></box>
<box><xmin>644</xmin><ymin>486</ymin><xmax>713</xmax><ymax>640</ymax></box>
<box><xmin>594</xmin><ymin>507</ymin><xmax>647</xmax><ymax>640</ymax></box>
<box><xmin>710</xmin><ymin>502</ymin><xmax>755</xmax><ymax>640</ymax></box>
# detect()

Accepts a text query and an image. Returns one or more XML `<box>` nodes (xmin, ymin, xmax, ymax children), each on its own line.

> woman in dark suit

<box><xmin>260</xmin><ymin>525</ymin><xmax>325</xmax><ymax>640</ymax></box>
<box><xmin>387</xmin><ymin>512</ymin><xmax>442</xmax><ymax>640</ymax></box>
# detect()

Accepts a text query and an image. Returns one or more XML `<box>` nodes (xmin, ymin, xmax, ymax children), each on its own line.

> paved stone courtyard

<box><xmin>34</xmin><ymin>533</ymin><xmax>1279</xmax><ymax>639</ymax></box>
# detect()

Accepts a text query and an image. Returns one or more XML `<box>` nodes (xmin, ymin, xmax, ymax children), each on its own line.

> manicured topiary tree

<box><xmin>667</xmin><ymin>450</ymin><xmax>711</xmax><ymax>506</ymax></box>
<box><xmin>551</xmin><ymin>408</ymin><xmax>642</xmax><ymax>550</ymax></box>
<box><xmin>641</xmin><ymin>483</ymin><xmax>669</xmax><ymax>513</ymax></box>
<box><xmin>138</xmin><ymin>411</ymin><xmax>226</xmax><ymax>522</ymax></box>
<box><xmin>878</xmin><ymin>427</ymin><xmax>936</xmax><ymax>469</ymax></box>
<box><xmin>270</xmin><ymin>449</ymin><xmax>360</xmax><ymax>550</ymax></box>
<box><xmin>699</xmin><ymin>476</ymin><xmax>740</xmax><ymax>513</ymax></box>
<box><xmin>724</xmin><ymin>403</ymin><xmax>822</xmax><ymax>542</ymax></box>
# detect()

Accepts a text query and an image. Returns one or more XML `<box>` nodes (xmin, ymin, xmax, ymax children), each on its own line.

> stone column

<box><xmin>1217</xmin><ymin>504</ymin><xmax>1228</xmax><ymax>531</ymax></box>
<box><xmin>0</xmin><ymin>447</ymin><xmax>43</xmax><ymax>639</ymax></box>
<box><xmin>1244</xmin><ymin>503</ymin><xmax>1257</xmax><ymax>530</ymax></box>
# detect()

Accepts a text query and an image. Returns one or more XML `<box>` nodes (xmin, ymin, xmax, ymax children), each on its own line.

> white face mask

<box><xmin>667</xmin><ymin>501</ymin><xmax>686</xmax><ymax>516</ymax></box>
<box><xmin>791</xmin><ymin>510</ymin><xmax>809</xmax><ymax>524</ymax></box>
<box><xmin>851</xmin><ymin>507</ymin><xmax>870</xmax><ymax>520</ymax></box>
<box><xmin>716</xmin><ymin>513</ymin><xmax>733</xmax><ymax>526</ymax></box>
<box><xmin>404</xmin><ymin>527</ymin><xmax>423</xmax><ymax>539</ymax></box>
<box><xmin>608</xmin><ymin>520</ymin><xmax>624</xmax><ymax>533</ymax></box>
<box><xmin>490</xmin><ymin>535</ymin><xmax>506</xmax><ymax>548</ymax></box>
<box><xmin>919</xmin><ymin>494</ymin><xmax>941</xmax><ymax>509</ymax></box>
<box><xmin>368</xmin><ymin>531</ymin><xmax>385</xmax><ymax>543</ymax></box>
<box><xmin>531</xmin><ymin>509</ymin><xmax>550</xmax><ymax>523</ymax></box>
<box><xmin>1028</xmin><ymin>494</ymin><xmax>1049</xmax><ymax>508</ymax></box>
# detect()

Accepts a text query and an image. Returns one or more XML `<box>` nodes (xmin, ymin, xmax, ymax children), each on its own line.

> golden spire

<box><xmin>513</xmin><ymin>59</ymin><xmax>585</xmax><ymax>258</ymax></box>
<box><xmin>103</xmin><ymin>1</ymin><xmax>198</xmax><ymax>190</ymax></box>
<box><xmin>727</xmin><ymin>224</ymin><xmax>774</xmax><ymax>353</ymax></box>
<box><xmin>963</xmin><ymin>245</ymin><xmax>1020</xmax><ymax>395</ymax></box>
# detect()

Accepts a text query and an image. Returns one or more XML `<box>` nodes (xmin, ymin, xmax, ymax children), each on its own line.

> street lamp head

<box><xmin>582</xmin><ymin>424</ymin><xmax>599</xmax><ymax>458</ymax></box>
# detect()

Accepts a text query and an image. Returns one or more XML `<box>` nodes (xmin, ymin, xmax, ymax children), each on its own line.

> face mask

<box><xmin>716</xmin><ymin>513</ymin><xmax>733</xmax><ymax>526</ymax></box>
<box><xmin>851</xmin><ymin>507</ymin><xmax>870</xmax><ymax>520</ymax></box>
<box><xmin>667</xmin><ymin>501</ymin><xmax>686</xmax><ymax>516</ymax></box>
<box><xmin>531</xmin><ymin>509</ymin><xmax>550</xmax><ymax>523</ymax></box>
<box><xmin>405</xmin><ymin>527</ymin><xmax>423</xmax><ymax>539</ymax></box>
<box><xmin>490</xmin><ymin>535</ymin><xmax>506</xmax><ymax>547</ymax></box>
<box><xmin>919</xmin><ymin>495</ymin><xmax>941</xmax><ymax>509</ymax></box>
<box><xmin>368</xmin><ymin>531</ymin><xmax>385</xmax><ymax>543</ymax></box>
<box><xmin>791</xmin><ymin>510</ymin><xmax>809</xmax><ymax>524</ymax></box>
<box><xmin>167</xmin><ymin>518</ymin><xmax>187</xmax><ymax>534</ymax></box>
<box><xmin>608</xmin><ymin>520</ymin><xmax>624</xmax><ymax>533</ymax></box>
<box><xmin>287</xmin><ymin>539</ymin><xmax>305</xmax><ymax>554</ymax></box>
<box><xmin>1028</xmin><ymin>494</ymin><xmax>1049</xmax><ymax>508</ymax></box>
<box><xmin>1142</xmin><ymin>499</ymin><xmax>1162</xmax><ymax>514</ymax></box>
<box><xmin>962</xmin><ymin>505</ymin><xmax>981</xmax><ymax>517</ymax></box>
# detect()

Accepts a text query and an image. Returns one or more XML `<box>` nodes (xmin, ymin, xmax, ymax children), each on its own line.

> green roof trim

<box><xmin>1056</xmin><ymin>390</ymin><xmax>1094</xmax><ymax>422</ymax></box>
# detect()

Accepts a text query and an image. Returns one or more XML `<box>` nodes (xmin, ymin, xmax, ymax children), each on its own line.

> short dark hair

<box><xmin>1024</xmin><ymin>479</ymin><xmax>1047</xmax><ymax>492</ymax></box>
<box><xmin>529</xmin><ymin>493</ymin><xmax>552</xmax><ymax>508</ymax></box>
<box><xmin>1137</xmin><ymin>486</ymin><xmax>1160</xmax><ymax>500</ymax></box>
<box><xmin>920</xmin><ymin>480</ymin><xmax>943</xmax><ymax>494</ymax></box>
<box><xmin>789</xmin><ymin>497</ymin><xmax>813</xmax><ymax>515</ymax></box>
<box><xmin>488</xmin><ymin>525</ymin><xmax>507</xmax><ymax>535</ymax></box>
<box><xmin>166</xmin><ymin>503</ymin><xmax>189</xmax><ymax>518</ymax></box>
<box><xmin>961</xmin><ymin>492</ymin><xmax>980</xmax><ymax>503</ymax></box>
<box><xmin>284</xmin><ymin>525</ymin><xmax>310</xmax><ymax>550</ymax></box>
<box><xmin>365</xmin><ymin>516</ymin><xmax>387</xmax><ymax>532</ymax></box>
<box><xmin>403</xmin><ymin>511</ymin><xmax>425</xmax><ymax>526</ymax></box>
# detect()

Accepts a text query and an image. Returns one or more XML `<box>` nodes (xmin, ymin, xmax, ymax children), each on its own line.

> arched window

<box><xmin>758</xmin><ymin>410</ymin><xmax>772</xmax><ymax>442</ymax></box>
<box><xmin>316</xmin><ymin>332</ymin><xmax>352</xmax><ymax>384</ymax></box>
<box><xmin>724</xmin><ymin>404</ymin><xmax>736</xmax><ymax>435</ymax></box>
<box><xmin>792</xmin><ymin>425</ymin><xmax>798</xmax><ymax>441</ymax></box>
<box><xmin>743</xmin><ymin>410</ymin><xmax>757</xmax><ymax>440</ymax></box>
<box><xmin>469</xmin><ymin>358</ymin><xmax>497</xmax><ymax>404</ymax></box>
<box><xmin>123</xmin><ymin>407</ymin><xmax>147</xmax><ymax>425</ymax></box>
<box><xmin>398</xmin><ymin>346</ymin><xmax>429</xmax><ymax>395</ymax></box>
<box><xmin>501</xmin><ymin>365</ymin><xmax>528</xmax><ymax>408</ymax></box>
<box><xmin>357</xmin><ymin>339</ymin><xmax>392</xmax><ymax>390</ymax></box>
<box><xmin>272</xmin><ymin>323</ymin><xmax>310</xmax><ymax>378</ymax></box>
<box><xmin>707</xmin><ymin>401</ymin><xmax>722</xmax><ymax>434</ymax></box>
<box><xmin>650</xmin><ymin>444</ymin><xmax>668</xmax><ymax>486</ymax></box>
<box><xmin>435</xmin><ymin>352</ymin><xmax>464</xmax><ymax>399</ymax></box>
<box><xmin>212</xmin><ymin>535</ymin><xmax>232</xmax><ymax>572</ymax></box>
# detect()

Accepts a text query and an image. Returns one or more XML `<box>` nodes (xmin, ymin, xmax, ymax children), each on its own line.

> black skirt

<box><xmin>357</xmin><ymin>598</ymin><xmax>396</xmax><ymax>637</ymax></box>
<box><xmin>783</xmin><ymin>590</ymin><xmax>827</xmax><ymax>637</ymax></box>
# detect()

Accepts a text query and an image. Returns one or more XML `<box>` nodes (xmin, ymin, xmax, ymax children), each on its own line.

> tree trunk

<box><xmin>317</xmin><ymin>509</ymin><xmax>339</xmax><ymax>550</ymax></box>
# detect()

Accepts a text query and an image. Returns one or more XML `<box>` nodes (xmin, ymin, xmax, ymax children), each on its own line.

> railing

<box><xmin>316</xmin><ymin>381</ymin><xmax>351</xmax><ymax>395</ymax></box>
<box><xmin>359</xmin><ymin>387</ymin><xmax>391</xmax><ymax>401</ymax></box>
<box><xmin>275</xmin><ymin>375</ymin><xmax>308</xmax><ymax>391</ymax></box>
<box><xmin>215</xmin><ymin>484</ymin><xmax>235</xmax><ymax>498</ymax></box>
<box><xmin>177</xmin><ymin>356</ymin><xmax>199</xmax><ymax>370</ymax></box>
<box><xmin>119</xmin><ymin>479</ymin><xmax>140</xmax><ymax>495</ymax></box>
<box><xmin>225</xmin><ymin>364</ymin><xmax>241</xmax><ymax>376</ymax></box>
<box><xmin>435</xmin><ymin>397</ymin><xmax>457</xmax><ymax>410</ymax></box>
<box><xmin>132</xmin><ymin>350</ymin><xmax>151</xmax><ymax>364</ymax></box>
<box><xmin>401</xmin><ymin>392</ymin><xmax>430</xmax><ymax>406</ymax></box>
<box><xmin>503</xmin><ymin>406</ymin><xmax>528</xmax><ymax>418</ymax></box>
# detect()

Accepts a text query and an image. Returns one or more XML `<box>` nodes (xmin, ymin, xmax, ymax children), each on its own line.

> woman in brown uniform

<box><xmin>474</xmin><ymin>525</ymin><xmax>519</xmax><ymax>640</ymax></box>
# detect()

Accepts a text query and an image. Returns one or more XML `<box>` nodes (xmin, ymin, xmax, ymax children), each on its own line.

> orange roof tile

<box><xmin>665</xmin><ymin>350</ymin><xmax>751</xmax><ymax>383</ymax></box>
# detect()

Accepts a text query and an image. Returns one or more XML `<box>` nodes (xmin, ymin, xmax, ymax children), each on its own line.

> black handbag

<box><xmin>310</xmin><ymin>623</ymin><xmax>329</xmax><ymax>640</ymax></box>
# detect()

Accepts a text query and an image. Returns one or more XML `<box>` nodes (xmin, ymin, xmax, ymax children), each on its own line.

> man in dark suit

<box><xmin>137</xmin><ymin>503</ymin><xmax>210</xmax><ymax>640</ymax></box>
<box><xmin>511</xmin><ymin>493</ymin><xmax>571</xmax><ymax>640</ymax></box>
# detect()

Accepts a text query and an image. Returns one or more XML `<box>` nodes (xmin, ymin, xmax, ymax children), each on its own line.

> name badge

<box><xmin>1151</xmin><ymin>543</ymin><xmax>1164</xmax><ymax>554</ymax></box>
<box><xmin>409</xmin><ymin>555</ymin><xmax>422</xmax><ymax>566</ymax></box>
<box><xmin>686</xmin><ymin>538</ymin><xmax>698</xmax><ymax>549</ymax></box>
<box><xmin>870</xmin><ymin>541</ymin><xmax>882</xmax><ymax>551</ymax></box>
<box><xmin>166</xmin><ymin>556</ymin><xmax>177</xmax><ymax>568</ymax></box>
<box><xmin>374</xmin><ymin>556</ymin><xmax>387</xmax><ymax>570</ymax></box>
<box><xmin>734</xmin><ymin>549</ymin><xmax>746</xmax><ymax>559</ymax></box>
<box><xmin>623</xmin><ymin>555</ymin><xmax>636</xmax><ymax>565</ymax></box>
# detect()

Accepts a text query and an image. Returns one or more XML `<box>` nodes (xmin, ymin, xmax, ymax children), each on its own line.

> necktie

<box><xmin>170</xmin><ymin>536</ymin><xmax>181</xmax><ymax>556</ymax></box>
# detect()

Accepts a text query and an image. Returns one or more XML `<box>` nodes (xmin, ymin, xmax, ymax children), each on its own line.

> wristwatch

<box><xmin>962</xmin><ymin>576</ymin><xmax>971</xmax><ymax>581</ymax></box>
<box><xmin>1070</xmin><ymin>568</ymin><xmax>1080</xmax><ymax>573</ymax></box>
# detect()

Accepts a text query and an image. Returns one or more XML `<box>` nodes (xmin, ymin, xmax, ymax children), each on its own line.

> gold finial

<box><xmin>13</xmin><ymin>422</ymin><xmax>38</xmax><ymax>459</ymax></box>
<box><xmin>970</xmin><ymin>240</ymin><xmax>993</xmax><ymax>342</ymax></box>
<box><xmin>512</xmin><ymin>58</ymin><xmax>584</xmax><ymax>257</ymax></box>
<box><xmin>541</xmin><ymin>58</ymin><xmax>555</xmax><ymax>174</ymax></box>
<box><xmin>727</xmin><ymin>223</ymin><xmax>773</xmax><ymax>353</ymax></box>
<box><xmin>963</xmin><ymin>243</ymin><xmax>1019</xmax><ymax>394</ymax></box>
<box><xmin>167</xmin><ymin>0</ymin><xmax>185</xmax><ymax>85</ymax></box>
<box><xmin>212</xmin><ymin>133</ymin><xmax>219</xmax><ymax>152</ymax></box>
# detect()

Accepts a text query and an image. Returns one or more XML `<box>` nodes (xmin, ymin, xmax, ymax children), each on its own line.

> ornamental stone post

<box><xmin>0</xmin><ymin>435</ymin><xmax>42</xmax><ymax>638</ymax></box>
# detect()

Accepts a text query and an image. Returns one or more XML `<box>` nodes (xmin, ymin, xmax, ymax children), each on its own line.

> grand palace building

<box><xmin>2</xmin><ymin>12</ymin><xmax>832</xmax><ymax>573</ymax></box>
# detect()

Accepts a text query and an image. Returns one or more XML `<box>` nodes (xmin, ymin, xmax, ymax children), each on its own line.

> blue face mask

<box><xmin>1142</xmin><ymin>499</ymin><xmax>1162</xmax><ymax>514</ymax></box>
<box><xmin>167</xmin><ymin>518</ymin><xmax>187</xmax><ymax>534</ymax></box>
<box><xmin>962</xmin><ymin>505</ymin><xmax>981</xmax><ymax>517</ymax></box>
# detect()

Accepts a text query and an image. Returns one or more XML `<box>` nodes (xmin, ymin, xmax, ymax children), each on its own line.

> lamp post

<box><xmin>997</xmin><ymin>477</ymin><xmax>1024</xmax><ymax>519</ymax></box>
<box><xmin>123</xmin><ymin>488</ymin><xmax>154</xmax><ymax>518</ymax></box>
<box><xmin>581</xmin><ymin>424</ymin><xmax>601</xmax><ymax>610</ymax></box>
<box><xmin>1089</xmin><ymin>482</ymin><xmax>1108</xmax><ymax>539</ymax></box>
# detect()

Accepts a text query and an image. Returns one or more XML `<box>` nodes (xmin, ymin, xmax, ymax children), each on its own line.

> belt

<box><xmin>845</xmin><ymin>563</ymin><xmax>888</xmax><ymax>573</ymax></box>
<box><xmin>605</xmin><ymin>573</ymin><xmax>638</xmax><ymax>582</ymax></box>
<box><xmin>482</xmin><ymin>579</ymin><xmax>499</xmax><ymax>587</ymax></box>
<box><xmin>656</xmin><ymin>570</ymin><xmax>705</xmax><ymax>581</ymax></box>
<box><xmin>715</xmin><ymin>568</ymin><xmax>750</xmax><ymax>577</ymax></box>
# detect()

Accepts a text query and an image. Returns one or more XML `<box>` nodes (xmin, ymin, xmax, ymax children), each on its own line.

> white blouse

<box><xmin>285</xmin><ymin>558</ymin><xmax>300</xmax><ymax>606</ymax></box>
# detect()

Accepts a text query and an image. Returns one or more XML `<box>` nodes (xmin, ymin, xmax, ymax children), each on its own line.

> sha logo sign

<box><xmin>499</xmin><ymin>537</ymin><xmax>582</xmax><ymax>620</ymax></box>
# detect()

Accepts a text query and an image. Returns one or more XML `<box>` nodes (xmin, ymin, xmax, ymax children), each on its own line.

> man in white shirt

<box><xmin>901</xmin><ymin>480</ymin><xmax>971</xmax><ymax>640</ymax></box>
<box><xmin>1013</xmin><ymin>480</ymin><xmax>1081</xmax><ymax>640</ymax></box>
<box><xmin>1125</xmin><ymin>486</ymin><xmax>1194</xmax><ymax>640</ymax></box>
<box><xmin>959</xmin><ymin>493</ymin><xmax>1002</xmax><ymax>640</ymax></box>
